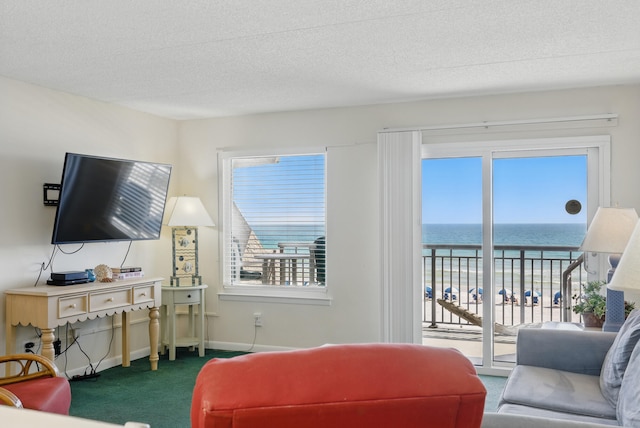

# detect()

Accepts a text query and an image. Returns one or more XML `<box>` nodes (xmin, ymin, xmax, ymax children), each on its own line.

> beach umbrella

<box><xmin>444</xmin><ymin>287</ymin><xmax>458</xmax><ymax>300</ymax></box>
<box><xmin>525</xmin><ymin>290</ymin><xmax>540</xmax><ymax>304</ymax></box>
<box><xmin>469</xmin><ymin>287</ymin><xmax>483</xmax><ymax>301</ymax></box>
<box><xmin>553</xmin><ymin>291</ymin><xmax>562</xmax><ymax>305</ymax></box>
<box><xmin>498</xmin><ymin>288</ymin><xmax>514</xmax><ymax>302</ymax></box>
<box><xmin>424</xmin><ymin>286</ymin><xmax>432</xmax><ymax>299</ymax></box>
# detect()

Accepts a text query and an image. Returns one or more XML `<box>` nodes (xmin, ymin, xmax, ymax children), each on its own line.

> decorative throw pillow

<box><xmin>600</xmin><ymin>308</ymin><xmax>640</xmax><ymax>407</ymax></box>
<box><xmin>617</xmin><ymin>339</ymin><xmax>640</xmax><ymax>426</ymax></box>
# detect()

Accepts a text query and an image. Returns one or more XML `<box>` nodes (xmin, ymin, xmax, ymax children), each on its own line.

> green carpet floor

<box><xmin>69</xmin><ymin>349</ymin><xmax>246</xmax><ymax>428</ymax></box>
<box><xmin>69</xmin><ymin>348</ymin><xmax>506</xmax><ymax>428</ymax></box>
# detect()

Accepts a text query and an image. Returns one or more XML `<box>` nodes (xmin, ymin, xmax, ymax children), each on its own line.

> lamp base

<box><xmin>170</xmin><ymin>275</ymin><xmax>202</xmax><ymax>286</ymax></box>
<box><xmin>170</xmin><ymin>226</ymin><xmax>202</xmax><ymax>287</ymax></box>
<box><xmin>603</xmin><ymin>288</ymin><xmax>625</xmax><ymax>332</ymax></box>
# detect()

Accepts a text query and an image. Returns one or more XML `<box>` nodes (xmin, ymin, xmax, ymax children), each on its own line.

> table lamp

<box><xmin>164</xmin><ymin>196</ymin><xmax>215</xmax><ymax>286</ymax></box>
<box><xmin>608</xmin><ymin>220</ymin><xmax>640</xmax><ymax>304</ymax></box>
<box><xmin>580</xmin><ymin>207</ymin><xmax>638</xmax><ymax>331</ymax></box>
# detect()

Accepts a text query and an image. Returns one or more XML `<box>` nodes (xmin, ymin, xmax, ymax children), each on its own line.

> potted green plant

<box><xmin>573</xmin><ymin>280</ymin><xmax>636</xmax><ymax>328</ymax></box>
<box><xmin>573</xmin><ymin>281</ymin><xmax>607</xmax><ymax>327</ymax></box>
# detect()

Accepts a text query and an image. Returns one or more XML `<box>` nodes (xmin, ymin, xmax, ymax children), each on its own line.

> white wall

<box><xmin>2</xmin><ymin>74</ymin><xmax>640</xmax><ymax>374</ymax></box>
<box><xmin>178</xmin><ymin>84</ymin><xmax>640</xmax><ymax>351</ymax></box>
<box><xmin>0</xmin><ymin>77</ymin><xmax>178</xmax><ymax>373</ymax></box>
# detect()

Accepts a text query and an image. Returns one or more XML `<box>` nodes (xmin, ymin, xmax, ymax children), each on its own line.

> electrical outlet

<box><xmin>253</xmin><ymin>312</ymin><xmax>263</xmax><ymax>327</ymax></box>
<box><xmin>24</xmin><ymin>341</ymin><xmax>35</xmax><ymax>353</ymax></box>
<box><xmin>69</xmin><ymin>328</ymin><xmax>81</xmax><ymax>340</ymax></box>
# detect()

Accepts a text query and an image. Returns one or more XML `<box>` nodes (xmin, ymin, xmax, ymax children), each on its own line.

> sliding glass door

<box><xmin>421</xmin><ymin>137</ymin><xmax>607</xmax><ymax>371</ymax></box>
<box><xmin>422</xmin><ymin>157</ymin><xmax>484</xmax><ymax>363</ymax></box>
<box><xmin>491</xmin><ymin>153</ymin><xmax>587</xmax><ymax>364</ymax></box>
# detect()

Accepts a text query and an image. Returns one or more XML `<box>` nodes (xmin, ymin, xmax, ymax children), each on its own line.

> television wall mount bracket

<box><xmin>43</xmin><ymin>183</ymin><xmax>61</xmax><ymax>206</ymax></box>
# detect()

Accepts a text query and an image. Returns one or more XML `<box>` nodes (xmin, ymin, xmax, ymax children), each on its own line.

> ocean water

<box><xmin>423</xmin><ymin>223</ymin><xmax>586</xmax><ymax>247</ymax></box>
<box><xmin>251</xmin><ymin>223</ymin><xmax>586</xmax><ymax>249</ymax></box>
<box><xmin>250</xmin><ymin>223</ymin><xmax>585</xmax><ymax>291</ymax></box>
<box><xmin>252</xmin><ymin>224</ymin><xmax>325</xmax><ymax>251</ymax></box>
<box><xmin>422</xmin><ymin>223</ymin><xmax>587</xmax><ymax>291</ymax></box>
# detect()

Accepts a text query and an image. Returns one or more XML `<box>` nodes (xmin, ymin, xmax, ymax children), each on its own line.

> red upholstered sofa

<box><xmin>191</xmin><ymin>343</ymin><xmax>486</xmax><ymax>428</ymax></box>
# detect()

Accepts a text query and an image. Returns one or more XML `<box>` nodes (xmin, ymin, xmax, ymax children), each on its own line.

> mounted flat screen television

<box><xmin>51</xmin><ymin>153</ymin><xmax>172</xmax><ymax>244</ymax></box>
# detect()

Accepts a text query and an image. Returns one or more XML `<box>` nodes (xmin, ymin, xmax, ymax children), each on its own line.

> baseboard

<box><xmin>206</xmin><ymin>340</ymin><xmax>298</xmax><ymax>353</ymax></box>
<box><xmin>61</xmin><ymin>342</ymin><xmax>294</xmax><ymax>377</ymax></box>
<box><xmin>60</xmin><ymin>347</ymin><xmax>152</xmax><ymax>378</ymax></box>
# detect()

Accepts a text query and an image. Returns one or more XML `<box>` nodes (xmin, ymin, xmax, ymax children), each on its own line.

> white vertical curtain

<box><xmin>378</xmin><ymin>130</ymin><xmax>422</xmax><ymax>343</ymax></box>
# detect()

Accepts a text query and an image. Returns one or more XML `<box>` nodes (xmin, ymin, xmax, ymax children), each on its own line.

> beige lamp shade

<box><xmin>580</xmin><ymin>207</ymin><xmax>638</xmax><ymax>254</ymax></box>
<box><xmin>609</xmin><ymin>220</ymin><xmax>640</xmax><ymax>292</ymax></box>
<box><xmin>164</xmin><ymin>196</ymin><xmax>215</xmax><ymax>227</ymax></box>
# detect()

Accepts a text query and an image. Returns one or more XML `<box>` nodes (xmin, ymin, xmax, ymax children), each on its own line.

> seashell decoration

<box><xmin>94</xmin><ymin>264</ymin><xmax>114</xmax><ymax>282</ymax></box>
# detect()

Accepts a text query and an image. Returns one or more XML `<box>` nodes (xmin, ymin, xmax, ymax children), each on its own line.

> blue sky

<box><xmin>422</xmin><ymin>155</ymin><xmax>587</xmax><ymax>224</ymax></box>
<box><xmin>233</xmin><ymin>154</ymin><xmax>325</xmax><ymax>225</ymax></box>
<box><xmin>234</xmin><ymin>154</ymin><xmax>588</xmax><ymax>226</ymax></box>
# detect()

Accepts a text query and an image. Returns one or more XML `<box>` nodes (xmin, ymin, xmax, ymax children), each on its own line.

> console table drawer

<box><xmin>90</xmin><ymin>289</ymin><xmax>132</xmax><ymax>311</ymax></box>
<box><xmin>58</xmin><ymin>295</ymin><xmax>88</xmax><ymax>318</ymax></box>
<box><xmin>133</xmin><ymin>285</ymin><xmax>155</xmax><ymax>304</ymax></box>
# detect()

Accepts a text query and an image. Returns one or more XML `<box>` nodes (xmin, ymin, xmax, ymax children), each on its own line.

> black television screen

<box><xmin>51</xmin><ymin>153</ymin><xmax>172</xmax><ymax>244</ymax></box>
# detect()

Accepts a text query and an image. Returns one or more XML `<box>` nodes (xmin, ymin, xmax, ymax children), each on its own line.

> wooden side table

<box><xmin>160</xmin><ymin>284</ymin><xmax>207</xmax><ymax>360</ymax></box>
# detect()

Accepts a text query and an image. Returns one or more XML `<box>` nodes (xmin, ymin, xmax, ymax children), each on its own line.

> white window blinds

<box><xmin>222</xmin><ymin>152</ymin><xmax>326</xmax><ymax>288</ymax></box>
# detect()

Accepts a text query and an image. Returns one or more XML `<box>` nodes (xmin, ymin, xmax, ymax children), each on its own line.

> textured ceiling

<box><xmin>2</xmin><ymin>0</ymin><xmax>640</xmax><ymax>120</ymax></box>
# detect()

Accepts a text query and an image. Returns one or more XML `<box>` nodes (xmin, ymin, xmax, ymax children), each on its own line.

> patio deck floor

<box><xmin>422</xmin><ymin>324</ymin><xmax>517</xmax><ymax>365</ymax></box>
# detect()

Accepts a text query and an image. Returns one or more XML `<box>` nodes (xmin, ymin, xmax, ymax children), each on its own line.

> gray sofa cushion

<box><xmin>484</xmin><ymin>412</ymin><xmax>620</xmax><ymax>427</ymax></box>
<box><xmin>501</xmin><ymin>365</ymin><xmax>616</xmax><ymax>419</ymax></box>
<box><xmin>495</xmin><ymin>405</ymin><xmax>620</xmax><ymax>426</ymax></box>
<box><xmin>617</xmin><ymin>339</ymin><xmax>640</xmax><ymax>427</ymax></box>
<box><xmin>516</xmin><ymin>328</ymin><xmax>616</xmax><ymax>375</ymax></box>
<box><xmin>600</xmin><ymin>309</ymin><xmax>640</xmax><ymax>407</ymax></box>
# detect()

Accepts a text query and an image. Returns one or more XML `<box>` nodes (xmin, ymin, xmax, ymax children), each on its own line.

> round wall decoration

<box><xmin>565</xmin><ymin>199</ymin><xmax>582</xmax><ymax>215</ymax></box>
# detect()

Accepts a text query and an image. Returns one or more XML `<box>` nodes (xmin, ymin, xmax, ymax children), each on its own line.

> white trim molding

<box><xmin>380</xmin><ymin>113</ymin><xmax>618</xmax><ymax>134</ymax></box>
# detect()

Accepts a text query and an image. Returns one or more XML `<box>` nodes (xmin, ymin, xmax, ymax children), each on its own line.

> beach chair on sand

<box><xmin>436</xmin><ymin>299</ymin><xmax>518</xmax><ymax>336</ymax></box>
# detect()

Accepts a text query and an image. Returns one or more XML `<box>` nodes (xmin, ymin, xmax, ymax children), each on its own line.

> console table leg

<box><xmin>41</xmin><ymin>328</ymin><xmax>56</xmax><ymax>362</ymax></box>
<box><xmin>5</xmin><ymin>323</ymin><xmax>16</xmax><ymax>376</ymax></box>
<box><xmin>122</xmin><ymin>312</ymin><xmax>130</xmax><ymax>367</ymax></box>
<box><xmin>149</xmin><ymin>306</ymin><xmax>160</xmax><ymax>370</ymax></box>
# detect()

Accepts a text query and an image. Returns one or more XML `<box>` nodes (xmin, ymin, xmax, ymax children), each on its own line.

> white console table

<box><xmin>4</xmin><ymin>277</ymin><xmax>163</xmax><ymax>373</ymax></box>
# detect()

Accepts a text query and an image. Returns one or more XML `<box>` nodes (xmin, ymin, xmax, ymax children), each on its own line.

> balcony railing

<box><xmin>422</xmin><ymin>244</ymin><xmax>587</xmax><ymax>329</ymax></box>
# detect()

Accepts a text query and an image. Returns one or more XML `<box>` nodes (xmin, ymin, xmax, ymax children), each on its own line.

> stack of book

<box><xmin>111</xmin><ymin>266</ymin><xmax>144</xmax><ymax>280</ymax></box>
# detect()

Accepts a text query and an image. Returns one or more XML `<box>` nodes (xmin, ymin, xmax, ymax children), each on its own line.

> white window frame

<box><xmin>217</xmin><ymin>147</ymin><xmax>331</xmax><ymax>306</ymax></box>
